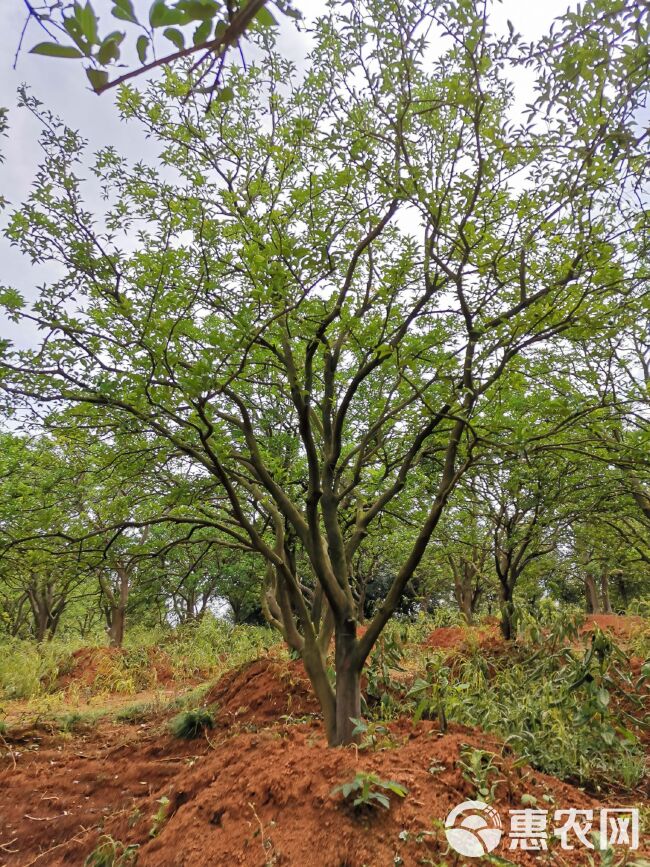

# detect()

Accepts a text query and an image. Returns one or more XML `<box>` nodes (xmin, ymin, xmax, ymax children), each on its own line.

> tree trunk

<box><xmin>599</xmin><ymin>572</ymin><xmax>613</xmax><ymax>614</ymax></box>
<box><xmin>616</xmin><ymin>572</ymin><xmax>628</xmax><ymax>607</ymax></box>
<box><xmin>455</xmin><ymin>582</ymin><xmax>473</xmax><ymax>624</ymax></box>
<box><xmin>27</xmin><ymin>586</ymin><xmax>62</xmax><ymax>642</ymax></box>
<box><xmin>107</xmin><ymin>606</ymin><xmax>126</xmax><ymax>647</ymax></box>
<box><xmin>333</xmin><ymin>617</ymin><xmax>361</xmax><ymax>746</ymax></box>
<box><xmin>499</xmin><ymin>582</ymin><xmax>516</xmax><ymax>641</ymax></box>
<box><xmin>584</xmin><ymin>574</ymin><xmax>600</xmax><ymax>614</ymax></box>
<box><xmin>33</xmin><ymin>606</ymin><xmax>48</xmax><ymax>643</ymax></box>
<box><xmin>302</xmin><ymin>642</ymin><xmax>336</xmax><ymax>744</ymax></box>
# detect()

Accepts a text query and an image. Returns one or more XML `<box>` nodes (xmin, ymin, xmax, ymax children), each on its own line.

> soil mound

<box><xmin>580</xmin><ymin>614</ymin><xmax>646</xmax><ymax>639</ymax></box>
<box><xmin>90</xmin><ymin>721</ymin><xmax>610</xmax><ymax>867</ymax></box>
<box><xmin>426</xmin><ymin>624</ymin><xmax>502</xmax><ymax>653</ymax></box>
<box><xmin>57</xmin><ymin>645</ymin><xmax>174</xmax><ymax>692</ymax></box>
<box><xmin>204</xmin><ymin>657</ymin><xmax>320</xmax><ymax>726</ymax></box>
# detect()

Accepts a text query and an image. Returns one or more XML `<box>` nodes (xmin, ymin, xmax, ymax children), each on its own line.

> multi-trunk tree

<box><xmin>2</xmin><ymin>0</ymin><xmax>648</xmax><ymax>744</ymax></box>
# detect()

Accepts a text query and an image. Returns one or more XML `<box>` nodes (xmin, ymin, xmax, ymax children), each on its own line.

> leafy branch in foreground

<box><xmin>20</xmin><ymin>0</ymin><xmax>301</xmax><ymax>96</ymax></box>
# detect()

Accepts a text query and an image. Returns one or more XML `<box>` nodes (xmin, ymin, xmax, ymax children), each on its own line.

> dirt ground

<box><xmin>0</xmin><ymin>618</ymin><xmax>647</xmax><ymax>866</ymax></box>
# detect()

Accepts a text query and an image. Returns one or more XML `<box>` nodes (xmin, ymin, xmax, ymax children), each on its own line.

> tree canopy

<box><xmin>1</xmin><ymin>0</ymin><xmax>649</xmax><ymax>745</ymax></box>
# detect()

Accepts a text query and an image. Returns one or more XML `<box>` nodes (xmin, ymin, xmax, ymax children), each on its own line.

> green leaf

<box><xmin>96</xmin><ymin>31</ymin><xmax>124</xmax><ymax>64</ymax></box>
<box><xmin>369</xmin><ymin>792</ymin><xmax>390</xmax><ymax>809</ymax></box>
<box><xmin>215</xmin><ymin>86</ymin><xmax>234</xmax><ymax>103</ymax></box>
<box><xmin>0</xmin><ymin>288</ymin><xmax>25</xmax><ymax>311</ymax></box>
<box><xmin>149</xmin><ymin>0</ymin><xmax>169</xmax><ymax>27</ymax></box>
<box><xmin>112</xmin><ymin>0</ymin><xmax>138</xmax><ymax>21</ymax></box>
<box><xmin>136</xmin><ymin>34</ymin><xmax>149</xmax><ymax>63</ymax></box>
<box><xmin>255</xmin><ymin>6</ymin><xmax>278</xmax><ymax>27</ymax></box>
<box><xmin>29</xmin><ymin>42</ymin><xmax>84</xmax><ymax>59</ymax></box>
<box><xmin>176</xmin><ymin>0</ymin><xmax>218</xmax><ymax>22</ymax></box>
<box><xmin>85</xmin><ymin>67</ymin><xmax>109</xmax><ymax>90</ymax></box>
<box><xmin>380</xmin><ymin>780</ymin><xmax>408</xmax><ymax>797</ymax></box>
<box><xmin>62</xmin><ymin>17</ymin><xmax>92</xmax><ymax>55</ymax></box>
<box><xmin>163</xmin><ymin>27</ymin><xmax>185</xmax><ymax>50</ymax></box>
<box><xmin>77</xmin><ymin>2</ymin><xmax>99</xmax><ymax>43</ymax></box>
<box><xmin>193</xmin><ymin>19</ymin><xmax>212</xmax><ymax>45</ymax></box>
<box><xmin>601</xmin><ymin>727</ymin><xmax>616</xmax><ymax>746</ymax></box>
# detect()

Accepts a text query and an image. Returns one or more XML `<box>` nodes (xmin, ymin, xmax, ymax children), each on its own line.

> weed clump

<box><xmin>84</xmin><ymin>835</ymin><xmax>138</xmax><ymax>866</ymax></box>
<box><xmin>170</xmin><ymin>707</ymin><xmax>215</xmax><ymax>739</ymax></box>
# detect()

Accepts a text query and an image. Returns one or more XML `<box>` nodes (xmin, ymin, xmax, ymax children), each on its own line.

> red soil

<box><xmin>204</xmin><ymin>657</ymin><xmax>320</xmax><ymax>726</ymax></box>
<box><xmin>426</xmin><ymin>614</ymin><xmax>647</xmax><ymax>655</ymax></box>
<box><xmin>426</xmin><ymin>623</ymin><xmax>503</xmax><ymax>653</ymax></box>
<box><xmin>0</xmin><ymin>624</ymin><xmax>646</xmax><ymax>866</ymax></box>
<box><xmin>580</xmin><ymin>614</ymin><xmax>646</xmax><ymax>639</ymax></box>
<box><xmin>3</xmin><ymin>715</ymin><xmax>636</xmax><ymax>867</ymax></box>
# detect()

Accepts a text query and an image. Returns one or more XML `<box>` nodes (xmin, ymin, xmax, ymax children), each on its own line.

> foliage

<box><xmin>84</xmin><ymin>835</ymin><xmax>139</xmax><ymax>867</ymax></box>
<box><xmin>0</xmin><ymin>636</ymin><xmax>79</xmax><ymax>699</ymax></box>
<box><xmin>149</xmin><ymin>795</ymin><xmax>171</xmax><ymax>838</ymax></box>
<box><xmin>170</xmin><ymin>707</ymin><xmax>215</xmax><ymax>739</ymax></box>
<box><xmin>331</xmin><ymin>771</ymin><xmax>408</xmax><ymax>811</ymax></box>
<box><xmin>348</xmin><ymin>717</ymin><xmax>399</xmax><ymax>751</ymax></box>
<box><xmin>1</xmin><ymin>0</ymin><xmax>649</xmax><ymax>747</ymax></box>
<box><xmin>0</xmin><ymin>618</ymin><xmax>278</xmax><ymax>701</ymax></box>
<box><xmin>22</xmin><ymin>0</ymin><xmax>301</xmax><ymax>96</ymax></box>
<box><xmin>457</xmin><ymin>745</ymin><xmax>505</xmax><ymax>803</ymax></box>
<box><xmin>407</xmin><ymin>626</ymin><xmax>647</xmax><ymax>790</ymax></box>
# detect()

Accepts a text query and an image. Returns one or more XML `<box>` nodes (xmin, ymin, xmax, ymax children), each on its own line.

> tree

<box><xmin>0</xmin><ymin>433</ymin><xmax>94</xmax><ymax>640</ymax></box>
<box><xmin>2</xmin><ymin>0</ymin><xmax>648</xmax><ymax>744</ymax></box>
<box><xmin>435</xmin><ymin>492</ymin><xmax>492</xmax><ymax>624</ymax></box>
<box><xmin>476</xmin><ymin>455</ymin><xmax>575</xmax><ymax>640</ymax></box>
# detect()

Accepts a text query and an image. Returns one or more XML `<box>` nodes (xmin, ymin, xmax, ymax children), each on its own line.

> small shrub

<box><xmin>84</xmin><ymin>835</ymin><xmax>138</xmax><ymax>866</ymax></box>
<box><xmin>457</xmin><ymin>745</ymin><xmax>505</xmax><ymax>802</ymax></box>
<box><xmin>332</xmin><ymin>772</ymin><xmax>408</xmax><ymax>811</ymax></box>
<box><xmin>149</xmin><ymin>795</ymin><xmax>170</xmax><ymax>838</ymax></box>
<box><xmin>59</xmin><ymin>710</ymin><xmax>102</xmax><ymax>733</ymax></box>
<box><xmin>170</xmin><ymin>708</ymin><xmax>214</xmax><ymax>739</ymax></box>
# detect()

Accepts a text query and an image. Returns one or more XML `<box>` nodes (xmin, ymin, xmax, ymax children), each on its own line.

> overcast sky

<box><xmin>0</xmin><ymin>0</ymin><xmax>578</xmax><ymax>342</ymax></box>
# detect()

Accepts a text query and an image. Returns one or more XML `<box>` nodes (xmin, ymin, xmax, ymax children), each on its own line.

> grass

<box><xmin>0</xmin><ymin>615</ymin><xmax>280</xmax><ymax>702</ymax></box>
<box><xmin>170</xmin><ymin>708</ymin><xmax>215</xmax><ymax>739</ymax></box>
<box><xmin>0</xmin><ymin>607</ymin><xmax>646</xmax><ymax>799</ymax></box>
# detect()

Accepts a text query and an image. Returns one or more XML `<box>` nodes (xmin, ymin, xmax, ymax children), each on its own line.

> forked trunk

<box><xmin>455</xmin><ymin>581</ymin><xmax>474</xmax><ymax>625</ymax></box>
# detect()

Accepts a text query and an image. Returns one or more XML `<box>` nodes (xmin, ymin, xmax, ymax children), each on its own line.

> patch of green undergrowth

<box><xmin>332</xmin><ymin>771</ymin><xmax>408</xmax><ymax>811</ymax></box>
<box><xmin>170</xmin><ymin>707</ymin><xmax>214</xmax><ymax>739</ymax></box>
<box><xmin>0</xmin><ymin>616</ymin><xmax>280</xmax><ymax>701</ymax></box>
<box><xmin>407</xmin><ymin>620</ymin><xmax>647</xmax><ymax>791</ymax></box>
<box><xmin>84</xmin><ymin>835</ymin><xmax>138</xmax><ymax>866</ymax></box>
<box><xmin>0</xmin><ymin>637</ymin><xmax>79</xmax><ymax>699</ymax></box>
